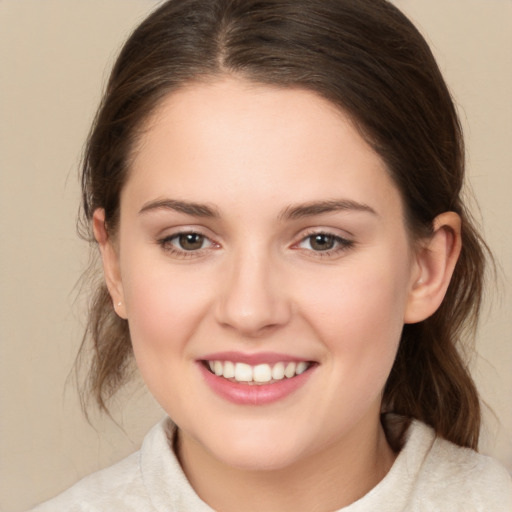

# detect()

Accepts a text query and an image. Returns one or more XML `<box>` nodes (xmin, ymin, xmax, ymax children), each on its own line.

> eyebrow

<box><xmin>138</xmin><ymin>197</ymin><xmax>377</xmax><ymax>220</ymax></box>
<box><xmin>139</xmin><ymin>198</ymin><xmax>220</xmax><ymax>218</ymax></box>
<box><xmin>278</xmin><ymin>199</ymin><xmax>378</xmax><ymax>220</ymax></box>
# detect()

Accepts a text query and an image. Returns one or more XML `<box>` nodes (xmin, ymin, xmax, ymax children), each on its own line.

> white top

<box><xmin>30</xmin><ymin>417</ymin><xmax>512</xmax><ymax>511</ymax></box>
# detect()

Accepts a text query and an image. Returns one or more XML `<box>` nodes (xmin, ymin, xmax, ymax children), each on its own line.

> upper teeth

<box><xmin>208</xmin><ymin>361</ymin><xmax>309</xmax><ymax>383</ymax></box>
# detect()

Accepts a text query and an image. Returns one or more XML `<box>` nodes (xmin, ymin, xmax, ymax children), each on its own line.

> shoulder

<box><xmin>28</xmin><ymin>418</ymin><xmax>213</xmax><ymax>512</ymax></box>
<box><xmin>28</xmin><ymin>421</ymin><xmax>168</xmax><ymax>512</ymax></box>
<box><xmin>409</xmin><ymin>422</ymin><xmax>512</xmax><ymax>511</ymax></box>
<box><xmin>28</xmin><ymin>450</ymin><xmax>151</xmax><ymax>512</ymax></box>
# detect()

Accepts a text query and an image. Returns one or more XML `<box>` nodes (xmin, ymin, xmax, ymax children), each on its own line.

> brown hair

<box><xmin>78</xmin><ymin>0</ymin><xmax>488</xmax><ymax>449</ymax></box>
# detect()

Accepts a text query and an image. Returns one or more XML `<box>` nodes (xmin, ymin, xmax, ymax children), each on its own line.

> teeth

<box><xmin>206</xmin><ymin>360</ymin><xmax>311</xmax><ymax>383</ymax></box>
<box><xmin>271</xmin><ymin>362</ymin><xmax>285</xmax><ymax>380</ymax></box>
<box><xmin>223</xmin><ymin>361</ymin><xmax>235</xmax><ymax>379</ymax></box>
<box><xmin>296</xmin><ymin>361</ymin><xmax>308</xmax><ymax>375</ymax></box>
<box><xmin>214</xmin><ymin>361</ymin><xmax>223</xmax><ymax>376</ymax></box>
<box><xmin>234</xmin><ymin>362</ymin><xmax>253</xmax><ymax>382</ymax></box>
<box><xmin>284</xmin><ymin>362</ymin><xmax>296</xmax><ymax>378</ymax></box>
<box><xmin>253</xmin><ymin>364</ymin><xmax>272</xmax><ymax>383</ymax></box>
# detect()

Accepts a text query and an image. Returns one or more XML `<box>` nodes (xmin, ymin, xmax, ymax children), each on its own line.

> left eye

<box><xmin>168</xmin><ymin>232</ymin><xmax>212</xmax><ymax>251</ymax></box>
<box><xmin>298</xmin><ymin>233</ymin><xmax>348</xmax><ymax>252</ymax></box>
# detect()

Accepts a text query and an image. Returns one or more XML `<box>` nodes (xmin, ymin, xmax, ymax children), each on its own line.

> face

<box><xmin>103</xmin><ymin>78</ymin><xmax>421</xmax><ymax>472</ymax></box>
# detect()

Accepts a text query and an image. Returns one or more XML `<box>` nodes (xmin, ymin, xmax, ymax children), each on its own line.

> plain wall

<box><xmin>1</xmin><ymin>1</ymin><xmax>511</xmax><ymax>510</ymax></box>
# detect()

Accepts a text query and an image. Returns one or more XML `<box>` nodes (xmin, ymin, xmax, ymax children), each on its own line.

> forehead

<box><xmin>125</xmin><ymin>77</ymin><xmax>403</xmax><ymax>220</ymax></box>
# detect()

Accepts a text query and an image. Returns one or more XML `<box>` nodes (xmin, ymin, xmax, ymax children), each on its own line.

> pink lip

<box><xmin>197</xmin><ymin>361</ymin><xmax>316</xmax><ymax>406</ymax></box>
<box><xmin>199</xmin><ymin>351</ymin><xmax>309</xmax><ymax>365</ymax></box>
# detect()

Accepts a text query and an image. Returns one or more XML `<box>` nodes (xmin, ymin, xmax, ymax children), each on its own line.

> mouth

<box><xmin>198</xmin><ymin>354</ymin><xmax>318</xmax><ymax>405</ymax></box>
<box><xmin>202</xmin><ymin>360</ymin><xmax>315</xmax><ymax>385</ymax></box>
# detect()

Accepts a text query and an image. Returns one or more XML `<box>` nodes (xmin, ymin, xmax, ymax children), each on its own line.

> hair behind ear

<box><xmin>383</xmin><ymin>207</ymin><xmax>490</xmax><ymax>450</ymax></box>
<box><xmin>76</xmin><ymin>284</ymin><xmax>133</xmax><ymax>416</ymax></box>
<box><xmin>384</xmin><ymin>320</ymin><xmax>481</xmax><ymax>449</ymax></box>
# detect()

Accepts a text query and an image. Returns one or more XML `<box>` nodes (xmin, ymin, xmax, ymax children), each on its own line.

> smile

<box><xmin>198</xmin><ymin>353</ymin><xmax>317</xmax><ymax>405</ymax></box>
<box><xmin>206</xmin><ymin>360</ymin><xmax>312</xmax><ymax>384</ymax></box>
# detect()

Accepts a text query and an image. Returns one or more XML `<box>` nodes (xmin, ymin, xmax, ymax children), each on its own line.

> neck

<box><xmin>176</xmin><ymin>418</ymin><xmax>396</xmax><ymax>512</ymax></box>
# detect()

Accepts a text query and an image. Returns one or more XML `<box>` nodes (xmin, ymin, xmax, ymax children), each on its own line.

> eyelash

<box><xmin>157</xmin><ymin>231</ymin><xmax>217</xmax><ymax>259</ymax></box>
<box><xmin>157</xmin><ymin>230</ymin><xmax>354</xmax><ymax>259</ymax></box>
<box><xmin>294</xmin><ymin>230</ymin><xmax>354</xmax><ymax>257</ymax></box>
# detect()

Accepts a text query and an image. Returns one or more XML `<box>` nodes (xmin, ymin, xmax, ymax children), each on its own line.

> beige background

<box><xmin>1</xmin><ymin>1</ymin><xmax>511</xmax><ymax>510</ymax></box>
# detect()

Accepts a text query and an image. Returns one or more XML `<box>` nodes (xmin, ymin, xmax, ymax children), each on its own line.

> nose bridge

<box><xmin>215</xmin><ymin>242</ymin><xmax>291</xmax><ymax>336</ymax></box>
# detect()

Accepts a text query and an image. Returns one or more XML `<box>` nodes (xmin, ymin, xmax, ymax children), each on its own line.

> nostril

<box><xmin>213</xmin><ymin>258</ymin><xmax>293</xmax><ymax>335</ymax></box>
<box><xmin>214</xmin><ymin>294</ymin><xmax>292</xmax><ymax>336</ymax></box>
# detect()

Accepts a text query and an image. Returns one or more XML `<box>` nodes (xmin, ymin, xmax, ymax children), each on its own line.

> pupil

<box><xmin>311</xmin><ymin>234</ymin><xmax>334</xmax><ymax>251</ymax></box>
<box><xmin>179</xmin><ymin>233</ymin><xmax>204</xmax><ymax>250</ymax></box>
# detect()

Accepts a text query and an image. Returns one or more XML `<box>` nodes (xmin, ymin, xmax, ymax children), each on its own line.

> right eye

<box><xmin>173</xmin><ymin>233</ymin><xmax>209</xmax><ymax>251</ymax></box>
<box><xmin>158</xmin><ymin>231</ymin><xmax>216</xmax><ymax>256</ymax></box>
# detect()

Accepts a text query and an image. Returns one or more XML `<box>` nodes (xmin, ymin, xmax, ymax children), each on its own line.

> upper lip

<box><xmin>199</xmin><ymin>351</ymin><xmax>314</xmax><ymax>365</ymax></box>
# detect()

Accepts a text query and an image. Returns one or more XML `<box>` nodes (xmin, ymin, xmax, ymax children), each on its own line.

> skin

<box><xmin>94</xmin><ymin>77</ymin><xmax>461</xmax><ymax>512</ymax></box>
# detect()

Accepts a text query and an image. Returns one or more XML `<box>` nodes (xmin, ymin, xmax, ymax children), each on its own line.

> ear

<box><xmin>404</xmin><ymin>212</ymin><xmax>462</xmax><ymax>324</ymax></box>
<box><xmin>92</xmin><ymin>209</ymin><xmax>127</xmax><ymax>319</ymax></box>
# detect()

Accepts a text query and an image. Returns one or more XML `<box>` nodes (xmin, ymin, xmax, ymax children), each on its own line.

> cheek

<box><xmin>119</xmin><ymin>261</ymin><xmax>218</xmax><ymax>415</ymax></box>
<box><xmin>119</xmin><ymin>250</ymin><xmax>215</xmax><ymax>365</ymax></box>
<box><xmin>304</xmin><ymin>254</ymin><xmax>409</xmax><ymax>334</ymax></box>
<box><xmin>299</xmin><ymin>248</ymin><xmax>412</xmax><ymax>383</ymax></box>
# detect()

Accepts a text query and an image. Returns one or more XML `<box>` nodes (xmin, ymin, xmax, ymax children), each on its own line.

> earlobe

<box><xmin>92</xmin><ymin>209</ymin><xmax>127</xmax><ymax>319</ymax></box>
<box><xmin>404</xmin><ymin>212</ymin><xmax>462</xmax><ymax>324</ymax></box>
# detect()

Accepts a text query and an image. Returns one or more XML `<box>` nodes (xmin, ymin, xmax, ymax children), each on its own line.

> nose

<box><xmin>214</xmin><ymin>248</ymin><xmax>292</xmax><ymax>337</ymax></box>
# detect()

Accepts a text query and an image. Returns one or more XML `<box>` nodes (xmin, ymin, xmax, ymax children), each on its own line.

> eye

<box><xmin>173</xmin><ymin>232</ymin><xmax>209</xmax><ymax>251</ymax></box>
<box><xmin>302</xmin><ymin>233</ymin><xmax>337</xmax><ymax>251</ymax></box>
<box><xmin>158</xmin><ymin>231</ymin><xmax>216</xmax><ymax>255</ymax></box>
<box><xmin>297</xmin><ymin>232</ymin><xmax>353</xmax><ymax>254</ymax></box>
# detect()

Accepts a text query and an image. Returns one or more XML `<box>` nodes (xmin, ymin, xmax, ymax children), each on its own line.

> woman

<box><xmin>31</xmin><ymin>0</ymin><xmax>512</xmax><ymax>510</ymax></box>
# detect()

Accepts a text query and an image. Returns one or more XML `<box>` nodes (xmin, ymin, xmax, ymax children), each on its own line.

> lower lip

<box><xmin>198</xmin><ymin>363</ymin><xmax>315</xmax><ymax>405</ymax></box>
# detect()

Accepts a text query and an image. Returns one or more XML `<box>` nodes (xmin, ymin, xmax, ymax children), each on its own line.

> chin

<box><xmin>193</xmin><ymin>419</ymin><xmax>312</xmax><ymax>472</ymax></box>
<box><xmin>212</xmin><ymin>442</ymin><xmax>305</xmax><ymax>472</ymax></box>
